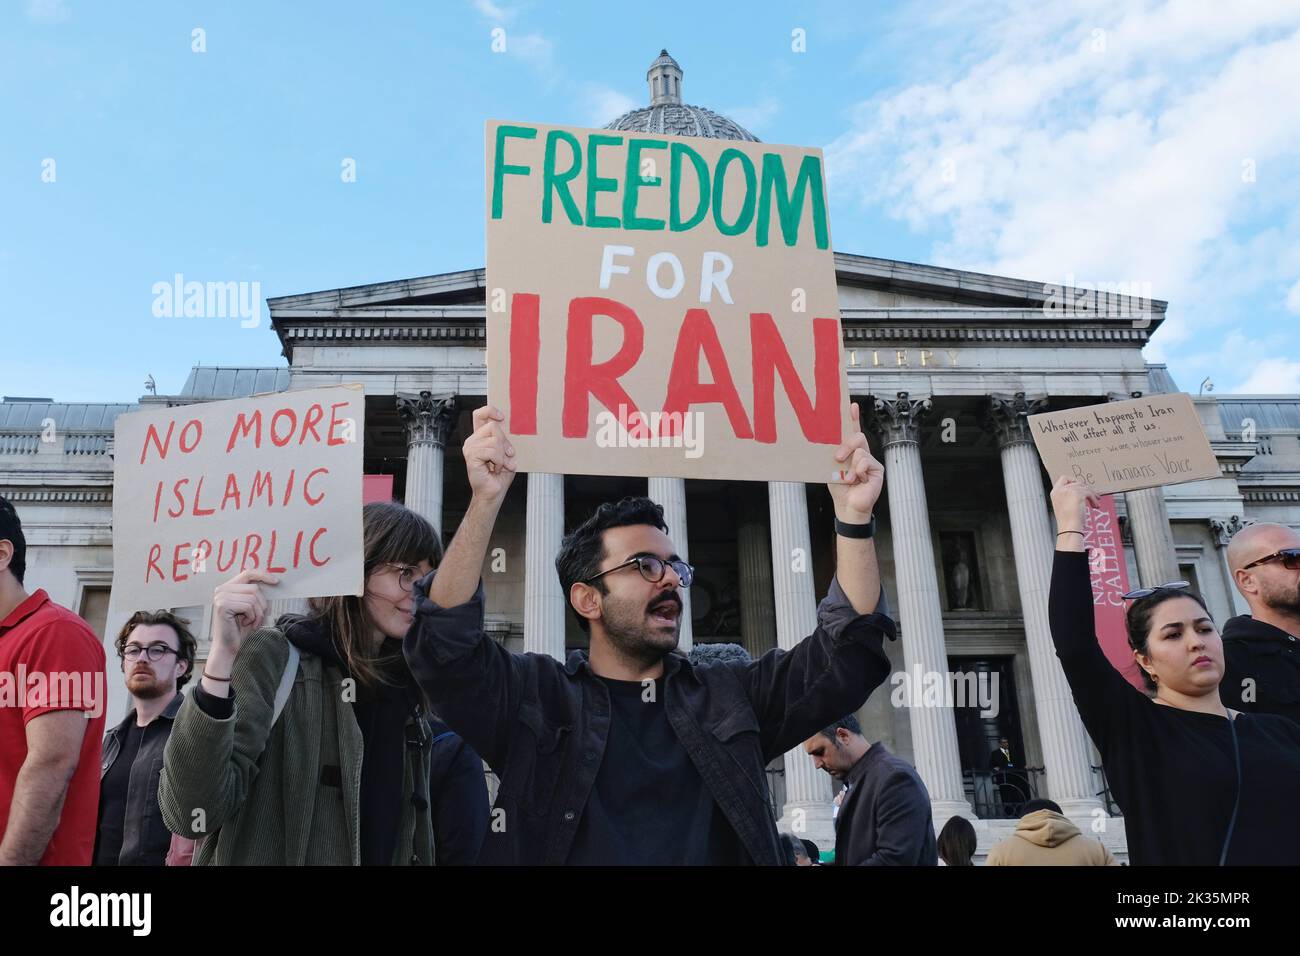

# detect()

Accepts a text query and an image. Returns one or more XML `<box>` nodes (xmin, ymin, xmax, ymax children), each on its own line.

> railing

<box><xmin>1092</xmin><ymin>764</ymin><xmax>1122</xmax><ymax>817</ymax></box>
<box><xmin>963</xmin><ymin>767</ymin><xmax>1045</xmax><ymax>819</ymax></box>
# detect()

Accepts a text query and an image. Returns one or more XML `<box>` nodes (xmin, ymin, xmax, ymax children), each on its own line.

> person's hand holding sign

<box><xmin>828</xmin><ymin>403</ymin><xmax>886</xmax><ymax>615</ymax></box>
<box><xmin>829</xmin><ymin>403</ymin><xmax>884</xmax><ymax>522</ymax></box>
<box><xmin>202</xmin><ymin>569</ymin><xmax>280</xmax><ymax>698</ymax></box>
<box><xmin>1049</xmin><ymin>476</ymin><xmax>1099</xmax><ymax>554</ymax></box>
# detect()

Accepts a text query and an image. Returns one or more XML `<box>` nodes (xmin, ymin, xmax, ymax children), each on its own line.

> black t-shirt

<box><xmin>565</xmin><ymin>676</ymin><xmax>748</xmax><ymax>865</ymax></box>
<box><xmin>94</xmin><ymin>722</ymin><xmax>146</xmax><ymax>867</ymax></box>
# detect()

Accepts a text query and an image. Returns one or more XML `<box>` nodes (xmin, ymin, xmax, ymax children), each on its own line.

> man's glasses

<box><xmin>584</xmin><ymin>555</ymin><xmax>694</xmax><ymax>588</ymax></box>
<box><xmin>1121</xmin><ymin>581</ymin><xmax>1190</xmax><ymax>601</ymax></box>
<box><xmin>1239</xmin><ymin>548</ymin><xmax>1300</xmax><ymax>572</ymax></box>
<box><xmin>122</xmin><ymin>643</ymin><xmax>179</xmax><ymax>662</ymax></box>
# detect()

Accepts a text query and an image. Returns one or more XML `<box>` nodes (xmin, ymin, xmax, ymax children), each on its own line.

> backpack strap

<box><xmin>271</xmin><ymin>643</ymin><xmax>300</xmax><ymax>725</ymax></box>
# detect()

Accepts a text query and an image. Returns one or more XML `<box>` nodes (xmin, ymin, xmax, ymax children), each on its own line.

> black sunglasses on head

<box><xmin>1121</xmin><ymin>581</ymin><xmax>1190</xmax><ymax>601</ymax></box>
<box><xmin>1239</xmin><ymin>548</ymin><xmax>1300</xmax><ymax>572</ymax></box>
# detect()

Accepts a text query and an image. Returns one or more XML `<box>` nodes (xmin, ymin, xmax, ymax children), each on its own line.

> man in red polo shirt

<box><xmin>0</xmin><ymin>495</ymin><xmax>107</xmax><ymax>865</ymax></box>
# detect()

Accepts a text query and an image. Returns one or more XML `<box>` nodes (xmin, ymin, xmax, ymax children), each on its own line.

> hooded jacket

<box><xmin>985</xmin><ymin>809</ymin><xmax>1117</xmax><ymax>866</ymax></box>
<box><xmin>1220</xmin><ymin>615</ymin><xmax>1300</xmax><ymax>726</ymax></box>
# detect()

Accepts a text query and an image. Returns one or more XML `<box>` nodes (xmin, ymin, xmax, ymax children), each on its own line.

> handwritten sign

<box><xmin>110</xmin><ymin>385</ymin><xmax>364</xmax><ymax>610</ymax></box>
<box><xmin>485</xmin><ymin>120</ymin><xmax>851</xmax><ymax>483</ymax></box>
<box><xmin>1028</xmin><ymin>393</ymin><xmax>1218</xmax><ymax>494</ymax></box>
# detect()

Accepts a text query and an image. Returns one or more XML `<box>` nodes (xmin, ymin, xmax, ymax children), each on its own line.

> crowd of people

<box><xmin>0</xmin><ymin>402</ymin><xmax>1297</xmax><ymax>866</ymax></box>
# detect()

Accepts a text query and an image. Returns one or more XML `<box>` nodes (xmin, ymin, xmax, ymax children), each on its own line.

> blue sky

<box><xmin>3</xmin><ymin>0</ymin><xmax>1299</xmax><ymax>402</ymax></box>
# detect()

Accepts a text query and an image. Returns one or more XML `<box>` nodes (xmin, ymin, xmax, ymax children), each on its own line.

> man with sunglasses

<box><xmin>405</xmin><ymin>404</ymin><xmax>897</xmax><ymax>865</ymax></box>
<box><xmin>95</xmin><ymin>610</ymin><xmax>196</xmax><ymax>865</ymax></box>
<box><xmin>1221</xmin><ymin>522</ymin><xmax>1300</xmax><ymax>724</ymax></box>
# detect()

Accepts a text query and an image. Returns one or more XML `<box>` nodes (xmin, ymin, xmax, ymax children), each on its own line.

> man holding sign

<box><xmin>404</xmin><ymin>403</ymin><xmax>896</xmax><ymax>865</ymax></box>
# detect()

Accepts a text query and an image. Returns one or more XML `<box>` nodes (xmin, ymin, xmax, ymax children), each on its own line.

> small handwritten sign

<box><xmin>1029</xmin><ymin>393</ymin><xmax>1218</xmax><ymax>494</ymax></box>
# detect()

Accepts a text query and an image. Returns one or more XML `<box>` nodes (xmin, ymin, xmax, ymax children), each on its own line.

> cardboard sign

<box><xmin>1028</xmin><ymin>393</ymin><xmax>1218</xmax><ymax>494</ymax></box>
<box><xmin>485</xmin><ymin>120</ymin><xmax>851</xmax><ymax>483</ymax></box>
<box><xmin>1084</xmin><ymin>495</ymin><xmax>1145</xmax><ymax>691</ymax></box>
<box><xmin>110</xmin><ymin>384</ymin><xmax>365</xmax><ymax>610</ymax></box>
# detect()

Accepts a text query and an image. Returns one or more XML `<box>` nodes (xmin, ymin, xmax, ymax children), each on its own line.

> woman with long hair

<box><xmin>937</xmin><ymin>815</ymin><xmax>976</xmax><ymax>866</ymax></box>
<box><xmin>1048</xmin><ymin>476</ymin><xmax>1300</xmax><ymax>865</ymax></box>
<box><xmin>159</xmin><ymin>502</ymin><xmax>448</xmax><ymax>864</ymax></box>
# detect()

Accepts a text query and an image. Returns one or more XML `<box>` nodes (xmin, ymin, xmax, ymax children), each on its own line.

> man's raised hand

<box><xmin>828</xmin><ymin>403</ymin><xmax>885</xmax><ymax>522</ymax></box>
<box><xmin>464</xmin><ymin>404</ymin><xmax>518</xmax><ymax>504</ymax></box>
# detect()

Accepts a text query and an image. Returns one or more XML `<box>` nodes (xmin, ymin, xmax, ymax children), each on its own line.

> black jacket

<box><xmin>1220</xmin><ymin>615</ymin><xmax>1300</xmax><ymax>725</ymax></box>
<box><xmin>98</xmin><ymin>692</ymin><xmax>185</xmax><ymax>866</ymax></box>
<box><xmin>427</xmin><ymin>718</ymin><xmax>491</xmax><ymax>865</ymax></box>
<box><xmin>404</xmin><ymin>577</ymin><xmax>896</xmax><ymax>865</ymax></box>
<box><xmin>834</xmin><ymin>742</ymin><xmax>937</xmax><ymax>866</ymax></box>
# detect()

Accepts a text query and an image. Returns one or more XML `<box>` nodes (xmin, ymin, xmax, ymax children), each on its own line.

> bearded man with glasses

<box><xmin>1222</xmin><ymin>522</ymin><xmax>1300</xmax><ymax>724</ymax></box>
<box><xmin>405</xmin><ymin>404</ymin><xmax>898</xmax><ymax>865</ymax></box>
<box><xmin>96</xmin><ymin>609</ymin><xmax>196</xmax><ymax>865</ymax></box>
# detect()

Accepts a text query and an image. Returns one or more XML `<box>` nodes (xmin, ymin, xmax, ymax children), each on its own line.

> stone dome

<box><xmin>603</xmin><ymin>50</ymin><xmax>760</xmax><ymax>143</ymax></box>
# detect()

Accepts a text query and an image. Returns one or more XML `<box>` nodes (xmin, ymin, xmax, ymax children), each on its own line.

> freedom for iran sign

<box><xmin>485</xmin><ymin>120</ymin><xmax>851</xmax><ymax>483</ymax></box>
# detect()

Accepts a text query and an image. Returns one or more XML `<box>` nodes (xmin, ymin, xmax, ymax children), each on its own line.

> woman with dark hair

<box><xmin>160</xmin><ymin>502</ymin><xmax>483</xmax><ymax>864</ymax></box>
<box><xmin>1048</xmin><ymin>477</ymin><xmax>1300</xmax><ymax>865</ymax></box>
<box><xmin>937</xmin><ymin>815</ymin><xmax>976</xmax><ymax>866</ymax></box>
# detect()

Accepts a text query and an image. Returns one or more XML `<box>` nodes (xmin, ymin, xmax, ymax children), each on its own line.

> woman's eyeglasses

<box><xmin>584</xmin><ymin>555</ymin><xmax>694</xmax><ymax>588</ymax></box>
<box><xmin>1239</xmin><ymin>548</ymin><xmax>1300</xmax><ymax>572</ymax></box>
<box><xmin>385</xmin><ymin>564</ymin><xmax>420</xmax><ymax>592</ymax></box>
<box><xmin>1121</xmin><ymin>581</ymin><xmax>1190</xmax><ymax>601</ymax></box>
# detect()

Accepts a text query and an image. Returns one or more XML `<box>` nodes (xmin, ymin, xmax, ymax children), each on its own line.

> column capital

<box><xmin>397</xmin><ymin>391</ymin><xmax>458</xmax><ymax>447</ymax></box>
<box><xmin>1208</xmin><ymin>514</ymin><xmax>1247</xmax><ymax>549</ymax></box>
<box><xmin>981</xmin><ymin>392</ymin><xmax>1048</xmax><ymax>448</ymax></box>
<box><xmin>865</xmin><ymin>391</ymin><xmax>932</xmax><ymax>446</ymax></box>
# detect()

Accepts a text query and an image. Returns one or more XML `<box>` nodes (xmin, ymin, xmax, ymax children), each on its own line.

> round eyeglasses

<box><xmin>584</xmin><ymin>555</ymin><xmax>694</xmax><ymax>588</ymax></box>
<box><xmin>122</xmin><ymin>643</ymin><xmax>179</xmax><ymax>662</ymax></box>
<box><xmin>384</xmin><ymin>564</ymin><xmax>420</xmax><ymax>592</ymax></box>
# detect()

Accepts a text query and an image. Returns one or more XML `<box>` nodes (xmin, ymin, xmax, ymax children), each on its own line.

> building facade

<box><xmin>5</xmin><ymin>52</ymin><xmax>1299</xmax><ymax>861</ymax></box>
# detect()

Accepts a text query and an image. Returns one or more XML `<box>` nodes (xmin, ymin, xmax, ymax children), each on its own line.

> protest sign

<box><xmin>485</xmin><ymin>120</ymin><xmax>851</xmax><ymax>483</ymax></box>
<box><xmin>110</xmin><ymin>384</ymin><xmax>364</xmax><ymax>610</ymax></box>
<box><xmin>1028</xmin><ymin>393</ymin><xmax>1218</xmax><ymax>495</ymax></box>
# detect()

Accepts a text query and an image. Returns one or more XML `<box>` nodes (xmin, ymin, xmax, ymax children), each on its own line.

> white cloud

<box><xmin>26</xmin><ymin>0</ymin><xmax>69</xmax><ymax>22</ymax></box>
<box><xmin>1233</xmin><ymin>357</ymin><xmax>1300</xmax><ymax>393</ymax></box>
<box><xmin>583</xmin><ymin>86</ymin><xmax>638</xmax><ymax>128</ymax></box>
<box><xmin>1287</xmin><ymin>279</ymin><xmax>1300</xmax><ymax>313</ymax></box>
<box><xmin>826</xmin><ymin>0</ymin><xmax>1300</xmax><ymax>380</ymax></box>
<box><xmin>472</xmin><ymin>0</ymin><xmax>513</xmax><ymax>23</ymax></box>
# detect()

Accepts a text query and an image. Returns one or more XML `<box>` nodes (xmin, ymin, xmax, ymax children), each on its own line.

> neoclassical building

<box><xmin>5</xmin><ymin>51</ymin><xmax>1299</xmax><ymax>860</ymax></box>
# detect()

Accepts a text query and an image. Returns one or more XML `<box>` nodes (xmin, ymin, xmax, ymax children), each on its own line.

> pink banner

<box><xmin>1083</xmin><ymin>494</ymin><xmax>1145</xmax><ymax>690</ymax></box>
<box><xmin>363</xmin><ymin>474</ymin><xmax>394</xmax><ymax>505</ymax></box>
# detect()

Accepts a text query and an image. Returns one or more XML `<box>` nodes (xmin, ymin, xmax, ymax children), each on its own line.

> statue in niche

<box><xmin>940</xmin><ymin>532</ymin><xmax>982</xmax><ymax>611</ymax></box>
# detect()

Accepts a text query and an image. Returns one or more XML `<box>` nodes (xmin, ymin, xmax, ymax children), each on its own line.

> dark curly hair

<box><xmin>1125</xmin><ymin>587</ymin><xmax>1213</xmax><ymax>692</ymax></box>
<box><xmin>555</xmin><ymin>496</ymin><xmax>669</xmax><ymax>633</ymax></box>
<box><xmin>0</xmin><ymin>495</ymin><xmax>27</xmax><ymax>585</ymax></box>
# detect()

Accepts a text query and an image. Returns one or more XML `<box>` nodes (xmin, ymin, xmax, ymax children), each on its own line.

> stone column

<box><xmin>397</xmin><ymin>391</ymin><xmax>459</xmax><ymax>539</ymax></box>
<box><xmin>648</xmin><ymin>476</ymin><xmax>693</xmax><ymax>652</ymax></box>
<box><xmin>737</xmin><ymin>501</ymin><xmax>777</xmax><ymax>658</ymax></box>
<box><xmin>982</xmin><ymin>393</ymin><xmax>1103</xmax><ymax>818</ymax></box>
<box><xmin>768</xmin><ymin>480</ymin><xmax>835</xmax><ymax>847</ymax></box>
<box><xmin>524</xmin><ymin>472</ymin><xmax>567</xmax><ymax>660</ymax></box>
<box><xmin>1125</xmin><ymin>487</ymin><xmax>1181</xmax><ymax>587</ymax></box>
<box><xmin>866</xmin><ymin>392</ymin><xmax>974</xmax><ymax>822</ymax></box>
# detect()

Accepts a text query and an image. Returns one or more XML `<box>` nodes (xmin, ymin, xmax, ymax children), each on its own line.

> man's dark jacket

<box><xmin>97</xmin><ymin>692</ymin><xmax>185</xmax><ymax>866</ymax></box>
<box><xmin>1220</xmin><ymin>615</ymin><xmax>1300</xmax><ymax>725</ymax></box>
<box><xmin>404</xmin><ymin>576</ymin><xmax>896</xmax><ymax>865</ymax></box>
<box><xmin>834</xmin><ymin>741</ymin><xmax>937</xmax><ymax>866</ymax></box>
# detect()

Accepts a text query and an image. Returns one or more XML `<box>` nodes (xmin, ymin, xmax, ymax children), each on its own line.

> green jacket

<box><xmin>158</xmin><ymin>627</ymin><xmax>435</xmax><ymax>865</ymax></box>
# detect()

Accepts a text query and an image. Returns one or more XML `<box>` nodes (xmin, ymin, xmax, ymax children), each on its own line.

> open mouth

<box><xmin>648</xmin><ymin>599</ymin><xmax>681</xmax><ymax>627</ymax></box>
